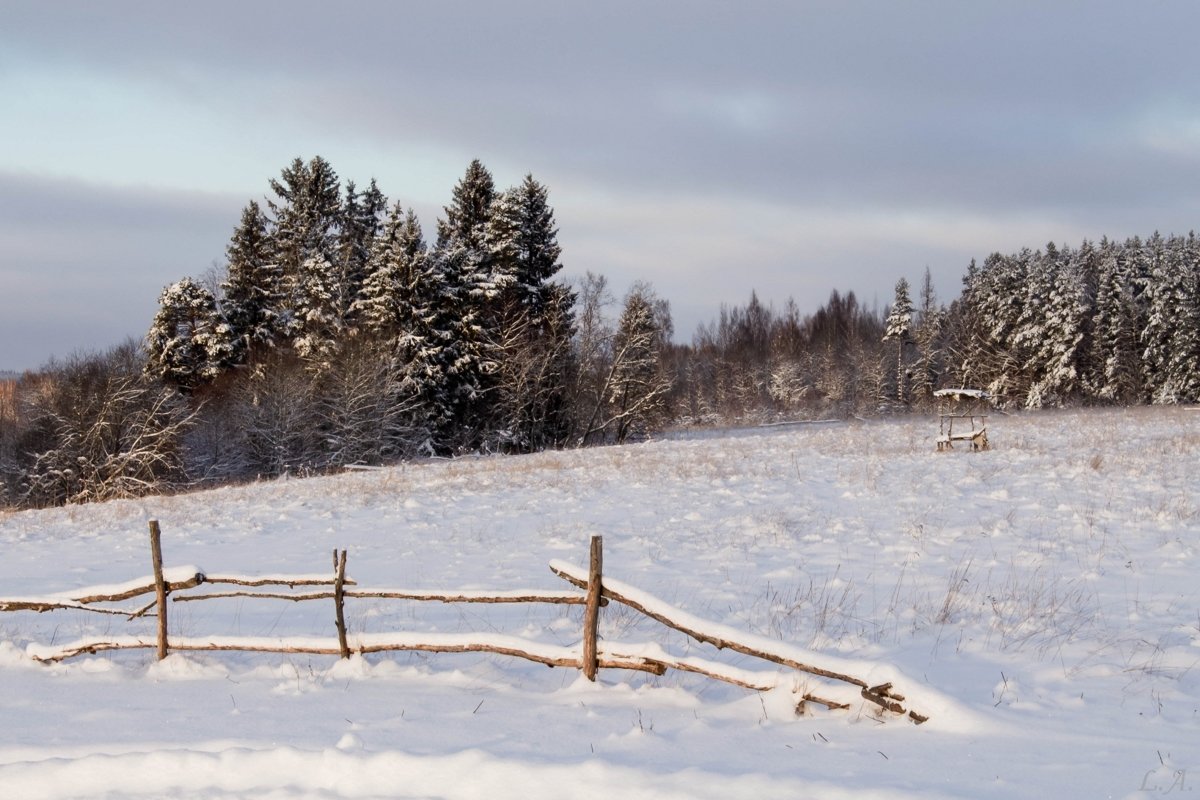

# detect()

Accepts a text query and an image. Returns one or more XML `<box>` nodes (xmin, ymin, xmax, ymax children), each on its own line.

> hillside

<box><xmin>0</xmin><ymin>407</ymin><xmax>1197</xmax><ymax>798</ymax></box>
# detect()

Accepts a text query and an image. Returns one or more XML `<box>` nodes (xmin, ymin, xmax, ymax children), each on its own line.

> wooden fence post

<box><xmin>582</xmin><ymin>535</ymin><xmax>603</xmax><ymax>681</ymax></box>
<box><xmin>333</xmin><ymin>549</ymin><xmax>349</xmax><ymax>659</ymax></box>
<box><xmin>148</xmin><ymin>519</ymin><xmax>168</xmax><ymax>660</ymax></box>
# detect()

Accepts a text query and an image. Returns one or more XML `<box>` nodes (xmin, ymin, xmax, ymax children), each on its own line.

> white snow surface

<box><xmin>1</xmin><ymin>407</ymin><xmax>1197</xmax><ymax>799</ymax></box>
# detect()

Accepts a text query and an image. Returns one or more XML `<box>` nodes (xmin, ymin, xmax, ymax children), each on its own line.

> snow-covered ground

<box><xmin>0</xmin><ymin>407</ymin><xmax>1197</xmax><ymax>799</ymax></box>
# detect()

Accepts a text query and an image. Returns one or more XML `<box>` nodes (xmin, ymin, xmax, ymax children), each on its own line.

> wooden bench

<box><xmin>941</xmin><ymin>428</ymin><xmax>988</xmax><ymax>451</ymax></box>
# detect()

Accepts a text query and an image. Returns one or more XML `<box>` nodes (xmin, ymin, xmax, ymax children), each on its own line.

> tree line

<box><xmin>2</xmin><ymin>157</ymin><xmax>1199</xmax><ymax>508</ymax></box>
<box><xmin>0</xmin><ymin>158</ymin><xmax>677</xmax><ymax>507</ymax></box>
<box><xmin>668</xmin><ymin>232</ymin><xmax>1200</xmax><ymax>423</ymax></box>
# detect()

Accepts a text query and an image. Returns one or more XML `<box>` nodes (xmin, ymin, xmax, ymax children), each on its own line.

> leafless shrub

<box><xmin>15</xmin><ymin>343</ymin><xmax>195</xmax><ymax>507</ymax></box>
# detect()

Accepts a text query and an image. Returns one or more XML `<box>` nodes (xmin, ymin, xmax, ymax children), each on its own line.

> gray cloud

<box><xmin>5</xmin><ymin>1</ymin><xmax>1200</xmax><ymax>365</ymax></box>
<box><xmin>0</xmin><ymin>172</ymin><xmax>242</xmax><ymax>371</ymax></box>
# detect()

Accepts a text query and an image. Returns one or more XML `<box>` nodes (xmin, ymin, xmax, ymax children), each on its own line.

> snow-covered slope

<box><xmin>1</xmin><ymin>407</ymin><xmax>1196</xmax><ymax>799</ymax></box>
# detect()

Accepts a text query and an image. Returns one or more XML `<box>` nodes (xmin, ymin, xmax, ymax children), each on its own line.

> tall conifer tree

<box><xmin>221</xmin><ymin>201</ymin><xmax>280</xmax><ymax>362</ymax></box>
<box><xmin>266</xmin><ymin>156</ymin><xmax>344</xmax><ymax>364</ymax></box>
<box><xmin>883</xmin><ymin>277</ymin><xmax>913</xmax><ymax>406</ymax></box>
<box><xmin>432</xmin><ymin>160</ymin><xmax>501</xmax><ymax>448</ymax></box>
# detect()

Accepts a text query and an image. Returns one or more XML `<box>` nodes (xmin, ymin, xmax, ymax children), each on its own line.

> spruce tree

<box><xmin>912</xmin><ymin>268</ymin><xmax>943</xmax><ymax>407</ymax></box>
<box><xmin>266</xmin><ymin>156</ymin><xmax>343</xmax><ymax>358</ymax></box>
<box><xmin>487</xmin><ymin>175</ymin><xmax>563</xmax><ymax>316</ymax></box>
<box><xmin>432</xmin><ymin>160</ymin><xmax>502</xmax><ymax>449</ymax></box>
<box><xmin>1146</xmin><ymin>234</ymin><xmax>1200</xmax><ymax>403</ymax></box>
<box><xmin>437</xmin><ymin>159</ymin><xmax>496</xmax><ymax>251</ymax></box>
<box><xmin>145</xmin><ymin>277</ymin><xmax>234</xmax><ymax>392</ymax></box>
<box><xmin>336</xmin><ymin>178</ymin><xmax>386</xmax><ymax>329</ymax></box>
<box><xmin>980</xmin><ymin>250</ymin><xmax>1031</xmax><ymax>403</ymax></box>
<box><xmin>292</xmin><ymin>253</ymin><xmax>344</xmax><ymax>366</ymax></box>
<box><xmin>355</xmin><ymin>204</ymin><xmax>428</xmax><ymax>345</ymax></box>
<box><xmin>882</xmin><ymin>277</ymin><xmax>913</xmax><ymax>407</ymax></box>
<box><xmin>484</xmin><ymin>174</ymin><xmax>576</xmax><ymax>449</ymax></box>
<box><xmin>1092</xmin><ymin>243</ymin><xmax>1143</xmax><ymax>402</ymax></box>
<box><xmin>221</xmin><ymin>201</ymin><xmax>280</xmax><ymax>362</ymax></box>
<box><xmin>1139</xmin><ymin>233</ymin><xmax>1173</xmax><ymax>399</ymax></box>
<box><xmin>1027</xmin><ymin>247</ymin><xmax>1087</xmax><ymax>407</ymax></box>
<box><xmin>1166</xmin><ymin>234</ymin><xmax>1200</xmax><ymax>402</ymax></box>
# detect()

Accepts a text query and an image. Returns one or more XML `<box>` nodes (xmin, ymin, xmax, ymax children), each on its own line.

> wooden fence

<box><xmin>0</xmin><ymin>520</ymin><xmax>926</xmax><ymax>724</ymax></box>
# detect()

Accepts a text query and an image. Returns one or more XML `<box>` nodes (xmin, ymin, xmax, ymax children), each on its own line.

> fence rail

<box><xmin>0</xmin><ymin>520</ymin><xmax>927</xmax><ymax>724</ymax></box>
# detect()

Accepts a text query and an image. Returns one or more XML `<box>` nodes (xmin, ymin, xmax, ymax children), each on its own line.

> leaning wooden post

<box><xmin>333</xmin><ymin>549</ymin><xmax>350</xmax><ymax>659</ymax></box>
<box><xmin>582</xmin><ymin>535</ymin><xmax>603</xmax><ymax>681</ymax></box>
<box><xmin>148</xmin><ymin>519</ymin><xmax>169</xmax><ymax>661</ymax></box>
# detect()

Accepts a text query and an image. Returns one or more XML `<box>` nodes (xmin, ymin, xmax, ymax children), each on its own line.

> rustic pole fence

<box><xmin>1</xmin><ymin>523</ymin><xmax>928</xmax><ymax>723</ymax></box>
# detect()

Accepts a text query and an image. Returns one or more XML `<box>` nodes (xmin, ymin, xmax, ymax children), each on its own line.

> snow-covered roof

<box><xmin>934</xmin><ymin>388</ymin><xmax>989</xmax><ymax>399</ymax></box>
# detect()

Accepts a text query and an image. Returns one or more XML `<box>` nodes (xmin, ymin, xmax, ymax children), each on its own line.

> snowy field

<box><xmin>0</xmin><ymin>406</ymin><xmax>1197</xmax><ymax>799</ymax></box>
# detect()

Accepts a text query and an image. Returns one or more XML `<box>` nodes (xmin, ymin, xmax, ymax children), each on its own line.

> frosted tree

<box><xmin>578</xmin><ymin>282</ymin><xmax>672</xmax><ymax>444</ymax></box>
<box><xmin>352</xmin><ymin>205</ymin><xmax>446</xmax><ymax>452</ymax></box>
<box><xmin>1091</xmin><ymin>241</ymin><xmax>1143</xmax><ymax>402</ymax></box>
<box><xmin>1138</xmin><ymin>233</ymin><xmax>1173</xmax><ymax>400</ymax></box>
<box><xmin>335</xmin><ymin>178</ymin><xmax>386</xmax><ymax>328</ymax></box>
<box><xmin>487</xmin><ymin>175</ymin><xmax>563</xmax><ymax>317</ymax></box>
<box><xmin>291</xmin><ymin>253</ymin><xmax>345</xmax><ymax>366</ymax></box>
<box><xmin>431</xmin><ymin>160</ymin><xmax>503</xmax><ymax>448</ymax></box>
<box><xmin>486</xmin><ymin>281</ymin><xmax>578</xmax><ymax>450</ymax></box>
<box><xmin>437</xmin><ymin>159</ymin><xmax>496</xmax><ymax>252</ymax></box>
<box><xmin>267</xmin><ymin>156</ymin><xmax>343</xmax><ymax>358</ymax></box>
<box><xmin>484</xmin><ymin>174</ymin><xmax>576</xmax><ymax>449</ymax></box>
<box><xmin>355</xmin><ymin>204</ymin><xmax>428</xmax><ymax>345</ymax></box>
<box><xmin>1143</xmin><ymin>234</ymin><xmax>1200</xmax><ymax>403</ymax></box>
<box><xmin>804</xmin><ymin>290</ymin><xmax>875</xmax><ymax>415</ymax></box>
<box><xmin>312</xmin><ymin>342</ymin><xmax>426</xmax><ymax>467</ymax></box>
<box><xmin>144</xmin><ymin>277</ymin><xmax>235</xmax><ymax>392</ymax></box>
<box><xmin>766</xmin><ymin>299</ymin><xmax>811</xmax><ymax>416</ymax></box>
<box><xmin>1026</xmin><ymin>246</ymin><xmax>1088</xmax><ymax>407</ymax></box>
<box><xmin>882</xmin><ymin>277</ymin><xmax>914</xmax><ymax>407</ymax></box>
<box><xmin>701</xmin><ymin>293</ymin><xmax>774</xmax><ymax>419</ymax></box>
<box><xmin>1164</xmin><ymin>234</ymin><xmax>1200</xmax><ymax>402</ymax></box>
<box><xmin>911</xmin><ymin>268</ymin><xmax>943</xmax><ymax>407</ymax></box>
<box><xmin>226</xmin><ymin>354</ymin><xmax>321</xmax><ymax>476</ymax></box>
<box><xmin>220</xmin><ymin>201</ymin><xmax>281</xmax><ymax>362</ymax></box>
<box><xmin>1010</xmin><ymin>245</ymin><xmax>1069</xmax><ymax>405</ymax></box>
<box><xmin>962</xmin><ymin>250</ymin><xmax>1031</xmax><ymax>405</ymax></box>
<box><xmin>570</xmin><ymin>272</ymin><xmax>615</xmax><ymax>441</ymax></box>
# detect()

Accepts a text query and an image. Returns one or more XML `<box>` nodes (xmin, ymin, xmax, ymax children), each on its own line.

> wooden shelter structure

<box><xmin>934</xmin><ymin>389</ymin><xmax>990</xmax><ymax>451</ymax></box>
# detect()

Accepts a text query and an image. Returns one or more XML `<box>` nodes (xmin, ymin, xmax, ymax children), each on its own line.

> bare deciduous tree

<box><xmin>18</xmin><ymin>344</ymin><xmax>195</xmax><ymax>507</ymax></box>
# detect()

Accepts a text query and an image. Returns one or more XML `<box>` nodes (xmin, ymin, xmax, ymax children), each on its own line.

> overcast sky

<box><xmin>4</xmin><ymin>1</ymin><xmax>1200</xmax><ymax>372</ymax></box>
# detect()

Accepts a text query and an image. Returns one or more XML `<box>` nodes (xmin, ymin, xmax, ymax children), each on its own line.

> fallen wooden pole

<box><xmin>550</xmin><ymin>560</ymin><xmax>925</xmax><ymax>722</ymax></box>
<box><xmin>551</xmin><ymin>561</ymin><xmax>868</xmax><ymax>688</ymax></box>
<box><xmin>602</xmin><ymin>646</ymin><xmax>851</xmax><ymax>711</ymax></box>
